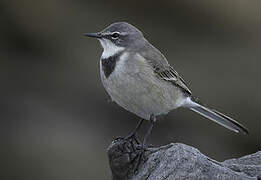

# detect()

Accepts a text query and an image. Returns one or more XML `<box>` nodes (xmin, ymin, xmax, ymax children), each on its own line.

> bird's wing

<box><xmin>156</xmin><ymin>65</ymin><xmax>192</xmax><ymax>95</ymax></box>
<box><xmin>140</xmin><ymin>43</ymin><xmax>192</xmax><ymax>95</ymax></box>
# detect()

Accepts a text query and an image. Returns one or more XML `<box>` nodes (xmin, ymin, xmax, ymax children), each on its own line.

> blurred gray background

<box><xmin>1</xmin><ymin>0</ymin><xmax>261</xmax><ymax>179</ymax></box>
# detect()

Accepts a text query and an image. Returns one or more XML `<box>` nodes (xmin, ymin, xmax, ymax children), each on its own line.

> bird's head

<box><xmin>84</xmin><ymin>22</ymin><xmax>144</xmax><ymax>58</ymax></box>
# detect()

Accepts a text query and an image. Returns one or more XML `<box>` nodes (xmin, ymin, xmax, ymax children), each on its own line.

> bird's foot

<box><xmin>112</xmin><ymin>136</ymin><xmax>151</xmax><ymax>174</ymax></box>
<box><xmin>131</xmin><ymin>143</ymin><xmax>148</xmax><ymax>173</ymax></box>
<box><xmin>124</xmin><ymin>132</ymin><xmax>141</xmax><ymax>145</ymax></box>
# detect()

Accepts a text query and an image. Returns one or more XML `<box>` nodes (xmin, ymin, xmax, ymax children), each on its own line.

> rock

<box><xmin>108</xmin><ymin>138</ymin><xmax>260</xmax><ymax>180</ymax></box>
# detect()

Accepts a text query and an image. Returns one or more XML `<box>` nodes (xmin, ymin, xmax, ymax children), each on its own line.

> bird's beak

<box><xmin>83</xmin><ymin>32</ymin><xmax>102</xmax><ymax>38</ymax></box>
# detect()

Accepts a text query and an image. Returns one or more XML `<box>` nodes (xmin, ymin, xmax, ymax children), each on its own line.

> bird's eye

<box><xmin>111</xmin><ymin>32</ymin><xmax>120</xmax><ymax>39</ymax></box>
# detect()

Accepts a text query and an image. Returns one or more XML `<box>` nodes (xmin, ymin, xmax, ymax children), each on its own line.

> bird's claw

<box><xmin>131</xmin><ymin>144</ymin><xmax>147</xmax><ymax>173</ymax></box>
<box><xmin>124</xmin><ymin>132</ymin><xmax>141</xmax><ymax>145</ymax></box>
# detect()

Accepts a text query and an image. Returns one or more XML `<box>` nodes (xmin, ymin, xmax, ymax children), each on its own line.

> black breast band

<box><xmin>101</xmin><ymin>52</ymin><xmax>122</xmax><ymax>78</ymax></box>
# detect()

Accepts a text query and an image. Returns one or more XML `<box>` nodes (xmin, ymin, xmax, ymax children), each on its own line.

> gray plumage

<box><xmin>85</xmin><ymin>22</ymin><xmax>249</xmax><ymax>135</ymax></box>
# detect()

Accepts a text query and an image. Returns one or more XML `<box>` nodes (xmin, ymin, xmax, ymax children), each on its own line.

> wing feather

<box><xmin>139</xmin><ymin>42</ymin><xmax>192</xmax><ymax>95</ymax></box>
<box><xmin>156</xmin><ymin>66</ymin><xmax>192</xmax><ymax>95</ymax></box>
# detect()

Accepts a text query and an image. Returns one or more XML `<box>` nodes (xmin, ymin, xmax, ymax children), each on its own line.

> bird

<box><xmin>84</xmin><ymin>22</ymin><xmax>249</xmax><ymax>148</ymax></box>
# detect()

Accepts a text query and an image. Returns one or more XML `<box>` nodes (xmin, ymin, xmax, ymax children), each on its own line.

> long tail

<box><xmin>184</xmin><ymin>97</ymin><xmax>249</xmax><ymax>135</ymax></box>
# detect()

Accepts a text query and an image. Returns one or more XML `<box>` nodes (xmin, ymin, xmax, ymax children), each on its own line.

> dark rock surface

<box><xmin>108</xmin><ymin>138</ymin><xmax>261</xmax><ymax>180</ymax></box>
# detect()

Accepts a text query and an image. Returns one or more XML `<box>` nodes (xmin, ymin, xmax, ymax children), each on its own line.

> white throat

<box><xmin>99</xmin><ymin>39</ymin><xmax>125</xmax><ymax>59</ymax></box>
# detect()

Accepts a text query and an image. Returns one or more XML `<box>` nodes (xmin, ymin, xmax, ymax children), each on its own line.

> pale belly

<box><xmin>100</xmin><ymin>58</ymin><xmax>186</xmax><ymax>120</ymax></box>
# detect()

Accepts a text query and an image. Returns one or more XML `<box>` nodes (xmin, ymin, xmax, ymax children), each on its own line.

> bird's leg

<box><xmin>124</xmin><ymin>119</ymin><xmax>144</xmax><ymax>144</ymax></box>
<box><xmin>132</xmin><ymin>115</ymin><xmax>156</xmax><ymax>173</ymax></box>
<box><xmin>142</xmin><ymin>114</ymin><xmax>156</xmax><ymax>148</ymax></box>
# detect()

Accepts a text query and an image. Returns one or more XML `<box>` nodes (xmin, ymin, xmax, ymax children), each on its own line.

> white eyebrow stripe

<box><xmin>103</xmin><ymin>31</ymin><xmax>120</xmax><ymax>35</ymax></box>
<box><xmin>103</xmin><ymin>31</ymin><xmax>127</xmax><ymax>36</ymax></box>
<box><xmin>102</xmin><ymin>32</ymin><xmax>111</xmax><ymax>36</ymax></box>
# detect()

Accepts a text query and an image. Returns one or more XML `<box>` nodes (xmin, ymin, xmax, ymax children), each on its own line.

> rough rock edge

<box><xmin>108</xmin><ymin>138</ymin><xmax>261</xmax><ymax>180</ymax></box>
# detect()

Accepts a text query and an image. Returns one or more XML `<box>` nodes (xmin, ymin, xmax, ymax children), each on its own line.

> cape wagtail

<box><xmin>84</xmin><ymin>22</ymin><xmax>248</xmax><ymax>148</ymax></box>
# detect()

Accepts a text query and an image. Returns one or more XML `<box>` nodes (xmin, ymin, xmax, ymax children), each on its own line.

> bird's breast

<box><xmin>99</xmin><ymin>52</ymin><xmax>186</xmax><ymax>120</ymax></box>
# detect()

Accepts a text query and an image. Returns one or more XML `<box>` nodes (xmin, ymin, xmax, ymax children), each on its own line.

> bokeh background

<box><xmin>1</xmin><ymin>0</ymin><xmax>261</xmax><ymax>179</ymax></box>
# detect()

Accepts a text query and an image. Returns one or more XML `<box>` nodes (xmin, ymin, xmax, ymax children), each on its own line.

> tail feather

<box><xmin>185</xmin><ymin>98</ymin><xmax>249</xmax><ymax>135</ymax></box>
